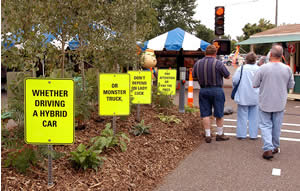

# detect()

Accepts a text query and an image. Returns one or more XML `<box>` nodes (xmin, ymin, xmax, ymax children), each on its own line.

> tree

<box><xmin>194</xmin><ymin>24</ymin><xmax>215</xmax><ymax>43</ymax></box>
<box><xmin>3</xmin><ymin>0</ymin><xmax>155</xmax><ymax>75</ymax></box>
<box><xmin>237</xmin><ymin>18</ymin><xmax>275</xmax><ymax>55</ymax></box>
<box><xmin>150</xmin><ymin>0</ymin><xmax>199</xmax><ymax>38</ymax></box>
<box><xmin>242</xmin><ymin>19</ymin><xmax>275</xmax><ymax>39</ymax></box>
<box><xmin>1</xmin><ymin>0</ymin><xmax>59</xmax><ymax>76</ymax></box>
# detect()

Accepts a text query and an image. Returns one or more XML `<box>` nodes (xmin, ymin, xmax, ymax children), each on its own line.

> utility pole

<box><xmin>275</xmin><ymin>0</ymin><xmax>278</xmax><ymax>26</ymax></box>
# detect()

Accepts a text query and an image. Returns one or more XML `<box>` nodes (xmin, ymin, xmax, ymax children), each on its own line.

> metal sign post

<box><xmin>113</xmin><ymin>115</ymin><xmax>117</xmax><ymax>135</ymax></box>
<box><xmin>25</xmin><ymin>79</ymin><xmax>74</xmax><ymax>187</ymax></box>
<box><xmin>48</xmin><ymin>145</ymin><xmax>53</xmax><ymax>186</ymax></box>
<box><xmin>136</xmin><ymin>104</ymin><xmax>140</xmax><ymax>122</ymax></box>
<box><xmin>179</xmin><ymin>67</ymin><xmax>186</xmax><ymax>113</ymax></box>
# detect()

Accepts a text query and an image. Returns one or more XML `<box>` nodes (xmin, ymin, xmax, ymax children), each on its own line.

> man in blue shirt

<box><xmin>193</xmin><ymin>45</ymin><xmax>231</xmax><ymax>143</ymax></box>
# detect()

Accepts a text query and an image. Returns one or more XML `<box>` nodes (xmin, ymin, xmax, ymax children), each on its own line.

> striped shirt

<box><xmin>192</xmin><ymin>57</ymin><xmax>230</xmax><ymax>87</ymax></box>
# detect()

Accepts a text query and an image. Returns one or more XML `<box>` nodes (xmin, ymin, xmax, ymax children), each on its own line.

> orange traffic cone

<box><xmin>187</xmin><ymin>68</ymin><xmax>193</xmax><ymax>107</ymax></box>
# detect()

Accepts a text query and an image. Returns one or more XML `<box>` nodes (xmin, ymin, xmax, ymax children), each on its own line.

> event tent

<box><xmin>2</xmin><ymin>32</ymin><xmax>75</xmax><ymax>50</ymax></box>
<box><xmin>142</xmin><ymin>27</ymin><xmax>210</xmax><ymax>51</ymax></box>
<box><xmin>2</xmin><ymin>23</ymin><xmax>116</xmax><ymax>50</ymax></box>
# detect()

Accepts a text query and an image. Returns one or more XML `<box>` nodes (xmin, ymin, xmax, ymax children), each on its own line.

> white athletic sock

<box><xmin>217</xmin><ymin>127</ymin><xmax>223</xmax><ymax>135</ymax></box>
<box><xmin>205</xmin><ymin>129</ymin><xmax>211</xmax><ymax>137</ymax></box>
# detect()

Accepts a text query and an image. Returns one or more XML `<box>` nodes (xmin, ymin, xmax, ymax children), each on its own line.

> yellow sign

<box><xmin>128</xmin><ymin>71</ymin><xmax>152</xmax><ymax>104</ymax></box>
<box><xmin>157</xmin><ymin>69</ymin><xmax>177</xmax><ymax>95</ymax></box>
<box><xmin>99</xmin><ymin>74</ymin><xmax>130</xmax><ymax>116</ymax></box>
<box><xmin>25</xmin><ymin>79</ymin><xmax>74</xmax><ymax>144</ymax></box>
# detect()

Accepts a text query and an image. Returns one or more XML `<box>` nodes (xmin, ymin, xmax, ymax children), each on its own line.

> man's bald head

<box><xmin>270</xmin><ymin>45</ymin><xmax>283</xmax><ymax>58</ymax></box>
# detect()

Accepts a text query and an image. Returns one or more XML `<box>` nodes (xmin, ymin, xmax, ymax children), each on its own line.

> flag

<box><xmin>232</xmin><ymin>45</ymin><xmax>240</xmax><ymax>68</ymax></box>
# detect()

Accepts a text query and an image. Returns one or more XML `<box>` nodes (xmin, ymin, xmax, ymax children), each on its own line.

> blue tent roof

<box><xmin>142</xmin><ymin>28</ymin><xmax>210</xmax><ymax>51</ymax></box>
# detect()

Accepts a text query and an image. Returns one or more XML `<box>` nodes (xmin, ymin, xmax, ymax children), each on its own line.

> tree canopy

<box><xmin>149</xmin><ymin>0</ymin><xmax>199</xmax><ymax>38</ymax></box>
<box><xmin>194</xmin><ymin>24</ymin><xmax>215</xmax><ymax>43</ymax></box>
<box><xmin>2</xmin><ymin>0</ymin><xmax>156</xmax><ymax>75</ymax></box>
<box><xmin>237</xmin><ymin>18</ymin><xmax>275</xmax><ymax>55</ymax></box>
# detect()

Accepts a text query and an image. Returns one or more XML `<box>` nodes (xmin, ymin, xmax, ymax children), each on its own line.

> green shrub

<box><xmin>157</xmin><ymin>114</ymin><xmax>181</xmax><ymax>124</ymax></box>
<box><xmin>7</xmin><ymin>72</ymin><xmax>31</xmax><ymax>128</ymax></box>
<box><xmin>152</xmin><ymin>86</ymin><xmax>174</xmax><ymax>109</ymax></box>
<box><xmin>130</xmin><ymin>120</ymin><xmax>151</xmax><ymax>136</ymax></box>
<box><xmin>85</xmin><ymin>69</ymin><xmax>98</xmax><ymax>104</ymax></box>
<box><xmin>37</xmin><ymin>145</ymin><xmax>65</xmax><ymax>160</ymax></box>
<box><xmin>1</xmin><ymin>111</ymin><xmax>12</xmax><ymax>120</ymax></box>
<box><xmin>4</xmin><ymin>145</ymin><xmax>38</xmax><ymax>174</ymax></box>
<box><xmin>74</xmin><ymin>79</ymin><xmax>92</xmax><ymax>126</ymax></box>
<box><xmin>184</xmin><ymin>105</ymin><xmax>198</xmax><ymax>114</ymax></box>
<box><xmin>3</xmin><ymin>143</ymin><xmax>65</xmax><ymax>174</ymax></box>
<box><xmin>90</xmin><ymin>123</ymin><xmax>130</xmax><ymax>152</ymax></box>
<box><xmin>1</xmin><ymin>127</ymin><xmax>23</xmax><ymax>150</ymax></box>
<box><xmin>49</xmin><ymin>69</ymin><xmax>73</xmax><ymax>78</ymax></box>
<box><xmin>70</xmin><ymin>143</ymin><xmax>105</xmax><ymax>171</ymax></box>
<box><xmin>119</xmin><ymin>116</ymin><xmax>129</xmax><ymax>121</ymax></box>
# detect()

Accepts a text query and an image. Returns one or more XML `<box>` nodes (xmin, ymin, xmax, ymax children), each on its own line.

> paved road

<box><xmin>160</xmin><ymin>86</ymin><xmax>300</xmax><ymax>190</ymax></box>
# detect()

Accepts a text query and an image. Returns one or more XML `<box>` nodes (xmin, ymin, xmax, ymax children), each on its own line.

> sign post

<box><xmin>128</xmin><ymin>71</ymin><xmax>152</xmax><ymax>122</ymax></box>
<box><xmin>179</xmin><ymin>67</ymin><xmax>186</xmax><ymax>113</ymax></box>
<box><xmin>99</xmin><ymin>74</ymin><xmax>130</xmax><ymax>133</ymax></box>
<box><xmin>48</xmin><ymin>145</ymin><xmax>53</xmax><ymax>186</ymax></box>
<box><xmin>157</xmin><ymin>69</ymin><xmax>177</xmax><ymax>95</ymax></box>
<box><xmin>25</xmin><ymin>78</ymin><xmax>74</xmax><ymax>186</ymax></box>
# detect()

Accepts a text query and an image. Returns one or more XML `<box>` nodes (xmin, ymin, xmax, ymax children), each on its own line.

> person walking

<box><xmin>193</xmin><ymin>45</ymin><xmax>231</xmax><ymax>143</ymax></box>
<box><xmin>233</xmin><ymin>52</ymin><xmax>259</xmax><ymax>140</ymax></box>
<box><xmin>253</xmin><ymin>45</ymin><xmax>295</xmax><ymax>160</ymax></box>
<box><xmin>257</xmin><ymin>56</ymin><xmax>267</xmax><ymax>66</ymax></box>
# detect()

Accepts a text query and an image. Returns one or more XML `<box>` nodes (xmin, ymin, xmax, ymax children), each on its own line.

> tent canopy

<box><xmin>2</xmin><ymin>32</ymin><xmax>75</xmax><ymax>50</ymax></box>
<box><xmin>142</xmin><ymin>27</ymin><xmax>210</xmax><ymax>51</ymax></box>
<box><xmin>237</xmin><ymin>24</ymin><xmax>300</xmax><ymax>45</ymax></box>
<box><xmin>2</xmin><ymin>23</ymin><xmax>115</xmax><ymax>50</ymax></box>
<box><xmin>237</xmin><ymin>34</ymin><xmax>300</xmax><ymax>45</ymax></box>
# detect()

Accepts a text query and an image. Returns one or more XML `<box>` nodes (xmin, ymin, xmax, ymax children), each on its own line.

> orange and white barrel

<box><xmin>187</xmin><ymin>68</ymin><xmax>193</xmax><ymax>107</ymax></box>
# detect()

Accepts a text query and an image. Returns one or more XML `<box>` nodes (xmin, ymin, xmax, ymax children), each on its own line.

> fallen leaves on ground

<box><xmin>2</xmin><ymin>105</ymin><xmax>204</xmax><ymax>191</ymax></box>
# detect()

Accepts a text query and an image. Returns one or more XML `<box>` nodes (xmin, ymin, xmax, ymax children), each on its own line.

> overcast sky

<box><xmin>194</xmin><ymin>0</ymin><xmax>300</xmax><ymax>40</ymax></box>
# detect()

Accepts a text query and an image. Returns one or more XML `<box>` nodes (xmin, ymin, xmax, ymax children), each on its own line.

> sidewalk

<box><xmin>159</xmin><ymin>88</ymin><xmax>300</xmax><ymax>191</ymax></box>
<box><xmin>155</xmin><ymin>137</ymin><xmax>300</xmax><ymax>191</ymax></box>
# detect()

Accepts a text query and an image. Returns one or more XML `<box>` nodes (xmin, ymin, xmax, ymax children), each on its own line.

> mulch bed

<box><xmin>2</xmin><ymin>105</ymin><xmax>205</xmax><ymax>191</ymax></box>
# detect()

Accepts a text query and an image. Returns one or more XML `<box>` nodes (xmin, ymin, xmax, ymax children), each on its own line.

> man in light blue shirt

<box><xmin>253</xmin><ymin>45</ymin><xmax>295</xmax><ymax>160</ymax></box>
<box><xmin>233</xmin><ymin>52</ymin><xmax>259</xmax><ymax>140</ymax></box>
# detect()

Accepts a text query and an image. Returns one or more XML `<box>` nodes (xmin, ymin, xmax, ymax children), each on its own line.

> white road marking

<box><xmin>223</xmin><ymin>133</ymin><xmax>300</xmax><ymax>142</ymax></box>
<box><xmin>212</xmin><ymin>124</ymin><xmax>300</xmax><ymax>134</ymax></box>
<box><xmin>224</xmin><ymin>118</ymin><xmax>300</xmax><ymax>127</ymax></box>
<box><xmin>272</xmin><ymin>168</ymin><xmax>281</xmax><ymax>176</ymax></box>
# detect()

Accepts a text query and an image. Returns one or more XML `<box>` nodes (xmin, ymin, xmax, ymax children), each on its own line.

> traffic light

<box><xmin>215</xmin><ymin>6</ymin><xmax>225</xmax><ymax>36</ymax></box>
<box><xmin>213</xmin><ymin>39</ymin><xmax>231</xmax><ymax>55</ymax></box>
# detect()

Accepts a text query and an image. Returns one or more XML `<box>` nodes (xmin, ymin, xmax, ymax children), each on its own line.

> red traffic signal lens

<box><xmin>216</xmin><ymin>18</ymin><xmax>224</xmax><ymax>25</ymax></box>
<box><xmin>216</xmin><ymin>7</ymin><xmax>224</xmax><ymax>16</ymax></box>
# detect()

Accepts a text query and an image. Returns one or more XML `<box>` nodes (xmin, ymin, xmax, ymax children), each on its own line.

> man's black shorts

<box><xmin>198</xmin><ymin>87</ymin><xmax>225</xmax><ymax>118</ymax></box>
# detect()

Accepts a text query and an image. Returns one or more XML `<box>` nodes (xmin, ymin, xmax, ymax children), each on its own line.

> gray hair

<box><xmin>258</xmin><ymin>56</ymin><xmax>267</xmax><ymax>66</ymax></box>
<box><xmin>270</xmin><ymin>45</ymin><xmax>283</xmax><ymax>58</ymax></box>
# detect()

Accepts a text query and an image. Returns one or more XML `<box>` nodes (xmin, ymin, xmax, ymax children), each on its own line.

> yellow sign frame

<box><xmin>24</xmin><ymin>78</ymin><xmax>74</xmax><ymax>145</ymax></box>
<box><xmin>99</xmin><ymin>73</ymin><xmax>130</xmax><ymax>116</ymax></box>
<box><xmin>128</xmin><ymin>71</ymin><xmax>152</xmax><ymax>104</ymax></box>
<box><xmin>157</xmin><ymin>69</ymin><xmax>177</xmax><ymax>95</ymax></box>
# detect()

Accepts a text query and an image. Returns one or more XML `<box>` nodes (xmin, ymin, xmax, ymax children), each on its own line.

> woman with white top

<box><xmin>233</xmin><ymin>52</ymin><xmax>260</xmax><ymax>139</ymax></box>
